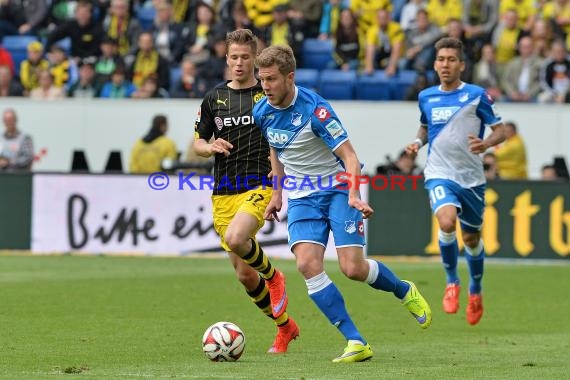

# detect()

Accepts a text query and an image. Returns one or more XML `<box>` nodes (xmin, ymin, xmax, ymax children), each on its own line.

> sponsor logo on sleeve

<box><xmin>314</xmin><ymin>107</ymin><xmax>331</xmax><ymax>121</ymax></box>
<box><xmin>325</xmin><ymin>120</ymin><xmax>344</xmax><ymax>139</ymax></box>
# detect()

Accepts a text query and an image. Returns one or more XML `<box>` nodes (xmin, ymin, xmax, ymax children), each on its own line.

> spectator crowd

<box><xmin>0</xmin><ymin>0</ymin><xmax>569</xmax><ymax>102</ymax></box>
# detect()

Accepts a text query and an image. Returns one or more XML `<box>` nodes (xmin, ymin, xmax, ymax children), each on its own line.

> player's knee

<box><xmin>296</xmin><ymin>257</ymin><xmax>321</xmax><ymax>278</ymax></box>
<box><xmin>463</xmin><ymin>233</ymin><xmax>480</xmax><ymax>249</ymax></box>
<box><xmin>340</xmin><ymin>261</ymin><xmax>367</xmax><ymax>281</ymax></box>
<box><xmin>438</xmin><ymin>217</ymin><xmax>456</xmax><ymax>233</ymax></box>
<box><xmin>224</xmin><ymin>231</ymin><xmax>247</xmax><ymax>252</ymax></box>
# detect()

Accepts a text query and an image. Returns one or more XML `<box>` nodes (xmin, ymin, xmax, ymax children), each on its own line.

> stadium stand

<box><xmin>391</xmin><ymin>70</ymin><xmax>418</xmax><ymax>100</ymax></box>
<box><xmin>302</xmin><ymin>39</ymin><xmax>334</xmax><ymax>70</ymax></box>
<box><xmin>318</xmin><ymin>69</ymin><xmax>357</xmax><ymax>100</ymax></box>
<box><xmin>355</xmin><ymin>71</ymin><xmax>391</xmax><ymax>100</ymax></box>
<box><xmin>295</xmin><ymin>68</ymin><xmax>320</xmax><ymax>91</ymax></box>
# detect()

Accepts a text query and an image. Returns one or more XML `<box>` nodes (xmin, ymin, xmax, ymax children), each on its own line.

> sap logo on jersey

<box><xmin>431</xmin><ymin>106</ymin><xmax>459</xmax><ymax>124</ymax></box>
<box><xmin>267</xmin><ymin>128</ymin><xmax>294</xmax><ymax>146</ymax></box>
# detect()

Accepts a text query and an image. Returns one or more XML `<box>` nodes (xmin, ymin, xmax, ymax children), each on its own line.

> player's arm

<box><xmin>405</xmin><ymin>125</ymin><xmax>428</xmax><ymax>158</ymax></box>
<box><xmin>264</xmin><ymin>147</ymin><xmax>284</xmax><ymax>222</ymax></box>
<box><xmin>193</xmin><ymin>101</ymin><xmax>233</xmax><ymax>157</ymax></box>
<box><xmin>468</xmin><ymin>123</ymin><xmax>506</xmax><ymax>154</ymax></box>
<box><xmin>334</xmin><ymin>140</ymin><xmax>374</xmax><ymax>219</ymax></box>
<box><xmin>193</xmin><ymin>137</ymin><xmax>233</xmax><ymax>157</ymax></box>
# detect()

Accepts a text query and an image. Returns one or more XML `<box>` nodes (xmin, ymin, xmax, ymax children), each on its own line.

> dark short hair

<box><xmin>435</xmin><ymin>37</ymin><xmax>465</xmax><ymax>61</ymax></box>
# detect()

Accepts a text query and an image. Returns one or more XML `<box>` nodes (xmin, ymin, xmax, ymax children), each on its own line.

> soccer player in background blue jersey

<box><xmin>406</xmin><ymin>37</ymin><xmax>506</xmax><ymax>326</ymax></box>
<box><xmin>253</xmin><ymin>44</ymin><xmax>432</xmax><ymax>363</ymax></box>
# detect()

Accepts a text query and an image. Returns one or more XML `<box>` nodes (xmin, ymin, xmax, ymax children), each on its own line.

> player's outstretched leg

<box><xmin>332</xmin><ymin>342</ymin><xmax>373</xmax><ymax>363</ymax></box>
<box><xmin>465</xmin><ymin>240</ymin><xmax>485</xmax><ymax>325</ymax></box>
<box><xmin>267</xmin><ymin>317</ymin><xmax>300</xmax><ymax>353</ymax></box>
<box><xmin>240</xmin><ymin>238</ymin><xmax>288</xmax><ymax>318</ymax></box>
<box><xmin>306</xmin><ymin>272</ymin><xmax>373</xmax><ymax>362</ymax></box>
<box><xmin>233</xmin><ymin>256</ymin><xmax>299</xmax><ymax>353</ymax></box>
<box><xmin>365</xmin><ymin>259</ymin><xmax>432</xmax><ymax>329</ymax></box>
<box><xmin>401</xmin><ymin>281</ymin><xmax>432</xmax><ymax>329</ymax></box>
<box><xmin>439</xmin><ymin>230</ymin><xmax>461</xmax><ymax>313</ymax></box>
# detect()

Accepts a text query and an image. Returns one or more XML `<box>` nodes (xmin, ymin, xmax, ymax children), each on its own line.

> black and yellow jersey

<box><xmin>195</xmin><ymin>80</ymin><xmax>270</xmax><ymax>195</ymax></box>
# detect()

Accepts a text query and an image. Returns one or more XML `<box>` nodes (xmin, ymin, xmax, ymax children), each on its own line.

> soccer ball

<box><xmin>202</xmin><ymin>321</ymin><xmax>246</xmax><ymax>362</ymax></box>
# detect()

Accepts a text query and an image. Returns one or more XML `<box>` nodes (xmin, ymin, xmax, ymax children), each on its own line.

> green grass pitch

<box><xmin>0</xmin><ymin>255</ymin><xmax>568</xmax><ymax>379</ymax></box>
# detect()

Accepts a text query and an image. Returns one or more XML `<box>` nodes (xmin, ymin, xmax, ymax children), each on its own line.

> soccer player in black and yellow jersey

<box><xmin>193</xmin><ymin>29</ymin><xmax>299</xmax><ymax>353</ymax></box>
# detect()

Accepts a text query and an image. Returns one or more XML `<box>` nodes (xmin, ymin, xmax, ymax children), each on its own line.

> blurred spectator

<box><xmin>492</xmin><ymin>8</ymin><xmax>523</xmax><ymax>75</ymax></box>
<box><xmin>482</xmin><ymin>152</ymin><xmax>500</xmax><ymax>181</ymax></box>
<box><xmin>262</xmin><ymin>4</ymin><xmax>304</xmax><ymax>65</ymax></box>
<box><xmin>404</xmin><ymin>71</ymin><xmax>430</xmax><ymax>101</ymax></box>
<box><xmin>94</xmin><ymin>36</ymin><xmax>124</xmax><ymax>87</ymax></box>
<box><xmin>68</xmin><ymin>58</ymin><xmax>100</xmax><ymax>98</ymax></box>
<box><xmin>131</xmin><ymin>73</ymin><xmax>169</xmax><ymax>98</ymax></box>
<box><xmin>401</xmin><ymin>9</ymin><xmax>442</xmax><ymax>73</ymax></box>
<box><xmin>0</xmin><ymin>42</ymin><xmax>15</xmax><ymax>75</ymax></box>
<box><xmin>129</xmin><ymin>114</ymin><xmax>177</xmax><ymax>173</ymax></box>
<box><xmin>0</xmin><ymin>64</ymin><xmax>23</xmax><ymax>96</ymax></box>
<box><xmin>181</xmin><ymin>1</ymin><xmax>216</xmax><ymax>65</ymax></box>
<box><xmin>288</xmin><ymin>0</ymin><xmax>323</xmax><ymax>38</ymax></box>
<box><xmin>46</xmin><ymin>0</ymin><xmax>103</xmax><ymax>62</ymax></box>
<box><xmin>0</xmin><ymin>0</ymin><xmax>48</xmax><ymax>39</ymax></box>
<box><xmin>499</xmin><ymin>0</ymin><xmax>536</xmax><ymax>33</ymax></box>
<box><xmin>376</xmin><ymin>150</ymin><xmax>422</xmax><ymax>176</ymax></box>
<box><xmin>462</xmin><ymin>0</ymin><xmax>498</xmax><ymax>52</ymax></box>
<box><xmin>494</xmin><ymin>121</ymin><xmax>528</xmax><ymax>179</ymax></box>
<box><xmin>47</xmin><ymin>45</ymin><xmax>79</xmax><ymax>91</ymax></box>
<box><xmin>327</xmin><ymin>8</ymin><xmax>360</xmax><ymax>71</ymax></box>
<box><xmin>125</xmin><ymin>31</ymin><xmax>170</xmax><ymax>90</ymax></box>
<box><xmin>350</xmin><ymin>0</ymin><xmax>392</xmax><ymax>41</ymax></box>
<box><xmin>47</xmin><ymin>0</ymin><xmax>82</xmax><ymax>29</ymax></box>
<box><xmin>364</xmin><ymin>7</ymin><xmax>404</xmax><ymax>76</ymax></box>
<box><xmin>19</xmin><ymin>41</ymin><xmax>50</xmax><ymax>96</ymax></box>
<box><xmin>29</xmin><ymin>69</ymin><xmax>66</xmax><ymax>99</ymax></box>
<box><xmin>553</xmin><ymin>156</ymin><xmax>570</xmax><ymax>179</ymax></box>
<box><xmin>215</xmin><ymin>0</ymin><xmax>262</xmax><ymax>40</ymax></box>
<box><xmin>170</xmin><ymin>0</ymin><xmax>198</xmax><ymax>24</ymax></box>
<box><xmin>530</xmin><ymin>18</ymin><xmax>554</xmax><ymax>58</ymax></box>
<box><xmin>426</xmin><ymin>0</ymin><xmax>463</xmax><ymax>31</ymax></box>
<box><xmin>538</xmin><ymin>39</ymin><xmax>570</xmax><ymax>103</ymax></box>
<box><xmin>472</xmin><ymin>43</ymin><xmax>503</xmax><ymax>100</ymax></box>
<box><xmin>501</xmin><ymin>36</ymin><xmax>543</xmax><ymax>102</ymax></box>
<box><xmin>541</xmin><ymin>164</ymin><xmax>559</xmax><ymax>180</ymax></box>
<box><xmin>102</xmin><ymin>0</ymin><xmax>143</xmax><ymax>56</ymax></box>
<box><xmin>197</xmin><ymin>32</ymin><xmax>227</xmax><ymax>89</ymax></box>
<box><xmin>541</xmin><ymin>0</ymin><xmax>570</xmax><ymax>50</ymax></box>
<box><xmin>243</xmin><ymin>0</ymin><xmax>287</xmax><ymax>31</ymax></box>
<box><xmin>170</xmin><ymin>55</ymin><xmax>206</xmax><ymax>98</ymax></box>
<box><xmin>445</xmin><ymin>18</ymin><xmax>475</xmax><ymax>81</ymax></box>
<box><xmin>150</xmin><ymin>0</ymin><xmax>186</xmax><ymax>65</ymax></box>
<box><xmin>99</xmin><ymin>65</ymin><xmax>136</xmax><ymax>98</ymax></box>
<box><xmin>318</xmin><ymin>0</ymin><xmax>344</xmax><ymax>40</ymax></box>
<box><xmin>0</xmin><ymin>108</ymin><xmax>34</xmax><ymax>171</ymax></box>
<box><xmin>399</xmin><ymin>0</ymin><xmax>427</xmax><ymax>31</ymax></box>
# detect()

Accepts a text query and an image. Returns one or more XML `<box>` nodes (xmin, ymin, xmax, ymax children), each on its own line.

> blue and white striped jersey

<box><xmin>418</xmin><ymin>82</ymin><xmax>502</xmax><ymax>188</ymax></box>
<box><xmin>253</xmin><ymin>86</ymin><xmax>349</xmax><ymax>199</ymax></box>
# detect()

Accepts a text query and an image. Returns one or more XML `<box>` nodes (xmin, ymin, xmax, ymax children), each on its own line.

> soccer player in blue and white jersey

<box><xmin>406</xmin><ymin>37</ymin><xmax>506</xmax><ymax>326</ymax></box>
<box><xmin>253</xmin><ymin>45</ymin><xmax>432</xmax><ymax>363</ymax></box>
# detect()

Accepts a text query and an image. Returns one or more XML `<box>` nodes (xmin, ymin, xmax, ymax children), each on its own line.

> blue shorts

<box><xmin>287</xmin><ymin>188</ymin><xmax>365</xmax><ymax>249</ymax></box>
<box><xmin>425</xmin><ymin>179</ymin><xmax>485</xmax><ymax>232</ymax></box>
